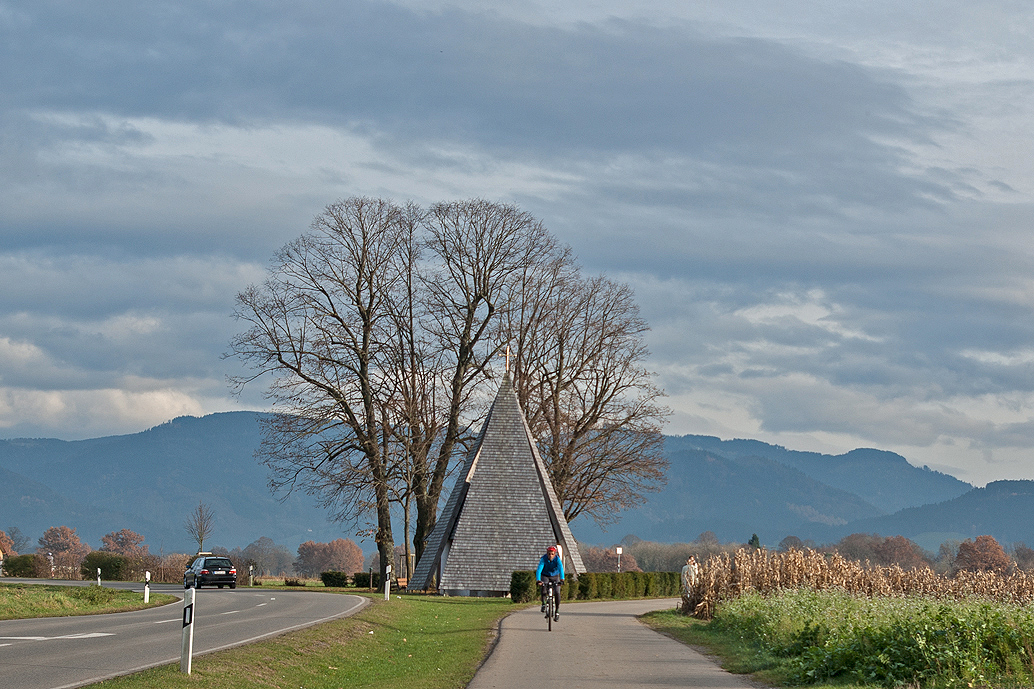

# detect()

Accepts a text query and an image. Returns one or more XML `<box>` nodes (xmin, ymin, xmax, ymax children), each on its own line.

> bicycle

<box><xmin>540</xmin><ymin>580</ymin><xmax>559</xmax><ymax>631</ymax></box>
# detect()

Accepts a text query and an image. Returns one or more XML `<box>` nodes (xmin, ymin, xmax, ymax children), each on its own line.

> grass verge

<box><xmin>0</xmin><ymin>583</ymin><xmax>177</xmax><ymax>620</ymax></box>
<box><xmin>92</xmin><ymin>593</ymin><xmax>514</xmax><ymax>689</ymax></box>
<box><xmin>642</xmin><ymin>608</ymin><xmax>877</xmax><ymax>689</ymax></box>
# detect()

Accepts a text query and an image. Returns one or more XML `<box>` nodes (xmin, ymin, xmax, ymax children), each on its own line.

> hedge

<box><xmin>511</xmin><ymin>570</ymin><xmax>680</xmax><ymax>603</ymax></box>
<box><xmin>320</xmin><ymin>571</ymin><xmax>350</xmax><ymax>587</ymax></box>
<box><xmin>81</xmin><ymin>552</ymin><xmax>130</xmax><ymax>581</ymax></box>
<box><xmin>3</xmin><ymin>554</ymin><xmax>38</xmax><ymax>577</ymax></box>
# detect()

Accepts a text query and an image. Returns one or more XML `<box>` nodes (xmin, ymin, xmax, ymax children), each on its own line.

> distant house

<box><xmin>411</xmin><ymin>373</ymin><xmax>584</xmax><ymax>596</ymax></box>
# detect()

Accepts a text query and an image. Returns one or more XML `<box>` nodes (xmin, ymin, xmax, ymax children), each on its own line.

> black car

<box><xmin>184</xmin><ymin>556</ymin><xmax>237</xmax><ymax>589</ymax></box>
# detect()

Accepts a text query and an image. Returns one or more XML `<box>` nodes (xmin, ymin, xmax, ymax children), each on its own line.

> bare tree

<box><xmin>505</xmin><ymin>261</ymin><xmax>669</xmax><ymax>524</ymax></box>
<box><xmin>230</xmin><ymin>195</ymin><xmax>668</xmax><ymax>573</ymax></box>
<box><xmin>408</xmin><ymin>199</ymin><xmax>564</xmax><ymax>561</ymax></box>
<box><xmin>230</xmin><ymin>197</ymin><xmax>413</xmax><ymax>577</ymax></box>
<box><xmin>184</xmin><ymin>502</ymin><xmax>215</xmax><ymax>553</ymax></box>
<box><xmin>6</xmin><ymin>526</ymin><xmax>30</xmax><ymax>554</ymax></box>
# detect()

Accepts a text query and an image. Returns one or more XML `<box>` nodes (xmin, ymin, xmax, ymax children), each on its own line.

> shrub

<box><xmin>597</xmin><ymin>572</ymin><xmax>613</xmax><ymax>598</ymax></box>
<box><xmin>3</xmin><ymin>554</ymin><xmax>38</xmax><ymax>577</ymax></box>
<box><xmin>579</xmin><ymin>572</ymin><xmax>598</xmax><ymax>600</ymax></box>
<box><xmin>320</xmin><ymin>571</ymin><xmax>350</xmax><ymax>587</ymax></box>
<box><xmin>284</xmin><ymin>577</ymin><xmax>304</xmax><ymax>586</ymax></box>
<box><xmin>82</xmin><ymin>551</ymin><xmax>130</xmax><ymax>581</ymax></box>
<box><xmin>510</xmin><ymin>570</ymin><xmax>536</xmax><ymax>603</ymax></box>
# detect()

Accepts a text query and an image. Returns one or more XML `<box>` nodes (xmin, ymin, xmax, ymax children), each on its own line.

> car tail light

<box><xmin>230</xmin><ymin>569</ymin><xmax>237</xmax><ymax>574</ymax></box>
<box><xmin>200</xmin><ymin>569</ymin><xmax>210</xmax><ymax>574</ymax></box>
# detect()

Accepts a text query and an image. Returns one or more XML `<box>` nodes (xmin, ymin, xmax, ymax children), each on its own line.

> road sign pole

<box><xmin>181</xmin><ymin>587</ymin><xmax>196</xmax><ymax>674</ymax></box>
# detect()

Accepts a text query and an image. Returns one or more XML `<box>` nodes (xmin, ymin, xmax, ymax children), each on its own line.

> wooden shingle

<box><xmin>411</xmin><ymin>373</ymin><xmax>584</xmax><ymax>595</ymax></box>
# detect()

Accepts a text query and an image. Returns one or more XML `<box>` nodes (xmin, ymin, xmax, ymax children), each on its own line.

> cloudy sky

<box><xmin>1</xmin><ymin>0</ymin><xmax>1032</xmax><ymax>486</ymax></box>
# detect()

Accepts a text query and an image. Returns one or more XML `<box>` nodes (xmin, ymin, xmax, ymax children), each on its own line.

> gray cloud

<box><xmin>0</xmin><ymin>0</ymin><xmax>1031</xmax><ymax>487</ymax></box>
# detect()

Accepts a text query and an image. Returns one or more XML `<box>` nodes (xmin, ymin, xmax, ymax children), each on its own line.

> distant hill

<box><xmin>665</xmin><ymin>435</ymin><xmax>970</xmax><ymax>513</ymax></box>
<box><xmin>6</xmin><ymin>413</ymin><xmax>1030</xmax><ymax>557</ymax></box>
<box><xmin>569</xmin><ymin>447</ymin><xmax>884</xmax><ymax>546</ymax></box>
<box><xmin>813</xmin><ymin>480</ymin><xmax>1034</xmax><ymax>551</ymax></box>
<box><xmin>0</xmin><ymin>412</ymin><xmax>353</xmax><ymax>554</ymax></box>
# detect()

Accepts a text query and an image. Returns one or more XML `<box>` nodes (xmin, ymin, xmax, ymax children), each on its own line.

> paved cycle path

<box><xmin>468</xmin><ymin>598</ymin><xmax>763</xmax><ymax>689</ymax></box>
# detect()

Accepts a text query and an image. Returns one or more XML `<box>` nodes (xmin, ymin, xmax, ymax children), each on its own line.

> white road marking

<box><xmin>154</xmin><ymin>618</ymin><xmax>180</xmax><ymax>624</ymax></box>
<box><xmin>0</xmin><ymin>633</ymin><xmax>114</xmax><ymax>641</ymax></box>
<box><xmin>256</xmin><ymin>602</ymin><xmax>267</xmax><ymax>607</ymax></box>
<box><xmin>220</xmin><ymin>610</ymin><xmax>240</xmax><ymax>615</ymax></box>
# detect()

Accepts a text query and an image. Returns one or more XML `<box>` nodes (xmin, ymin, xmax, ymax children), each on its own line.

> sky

<box><xmin>1</xmin><ymin>0</ymin><xmax>1033</xmax><ymax>487</ymax></box>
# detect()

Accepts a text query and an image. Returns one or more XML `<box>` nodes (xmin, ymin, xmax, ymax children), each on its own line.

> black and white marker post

<box><xmin>384</xmin><ymin>564</ymin><xmax>391</xmax><ymax>601</ymax></box>
<box><xmin>181</xmin><ymin>587</ymin><xmax>196</xmax><ymax>674</ymax></box>
<box><xmin>143</xmin><ymin>570</ymin><xmax>151</xmax><ymax>604</ymax></box>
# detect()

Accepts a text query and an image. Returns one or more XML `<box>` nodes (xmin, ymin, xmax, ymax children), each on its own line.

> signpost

<box><xmin>616</xmin><ymin>546</ymin><xmax>623</xmax><ymax>573</ymax></box>
<box><xmin>181</xmin><ymin>588</ymin><xmax>196</xmax><ymax>674</ymax></box>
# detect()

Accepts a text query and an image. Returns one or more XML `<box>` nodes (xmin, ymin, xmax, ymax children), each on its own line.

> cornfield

<box><xmin>683</xmin><ymin>548</ymin><xmax>1034</xmax><ymax>619</ymax></box>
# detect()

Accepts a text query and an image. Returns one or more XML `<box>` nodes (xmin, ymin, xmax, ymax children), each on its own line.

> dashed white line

<box><xmin>220</xmin><ymin>610</ymin><xmax>240</xmax><ymax>615</ymax></box>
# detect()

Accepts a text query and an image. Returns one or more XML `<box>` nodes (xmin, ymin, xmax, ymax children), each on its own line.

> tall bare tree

<box><xmin>230</xmin><ymin>196</ymin><xmax>668</xmax><ymax>573</ymax></box>
<box><xmin>505</xmin><ymin>261</ymin><xmax>669</xmax><ymax>524</ymax></box>
<box><xmin>409</xmin><ymin>200</ymin><xmax>564</xmax><ymax>561</ymax></box>
<box><xmin>184</xmin><ymin>502</ymin><xmax>215</xmax><ymax>553</ymax></box>
<box><xmin>230</xmin><ymin>197</ymin><xmax>413</xmax><ymax>577</ymax></box>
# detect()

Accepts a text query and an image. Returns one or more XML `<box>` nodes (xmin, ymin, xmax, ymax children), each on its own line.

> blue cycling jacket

<box><xmin>536</xmin><ymin>552</ymin><xmax>565</xmax><ymax>580</ymax></box>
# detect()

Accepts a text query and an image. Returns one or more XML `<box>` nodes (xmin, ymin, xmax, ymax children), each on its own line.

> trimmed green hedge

<box><xmin>320</xmin><ymin>571</ymin><xmax>351</xmax><ymax>587</ymax></box>
<box><xmin>511</xmin><ymin>570</ymin><xmax>680</xmax><ymax>603</ymax></box>
<box><xmin>3</xmin><ymin>554</ymin><xmax>37</xmax><ymax>577</ymax></box>
<box><xmin>81</xmin><ymin>552</ymin><xmax>130</xmax><ymax>581</ymax></box>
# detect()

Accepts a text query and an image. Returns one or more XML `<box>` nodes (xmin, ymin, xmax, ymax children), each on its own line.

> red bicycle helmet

<box><xmin>547</xmin><ymin>546</ymin><xmax>558</xmax><ymax>554</ymax></box>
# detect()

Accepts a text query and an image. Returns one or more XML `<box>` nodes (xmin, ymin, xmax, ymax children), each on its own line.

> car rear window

<box><xmin>206</xmin><ymin>559</ymin><xmax>234</xmax><ymax>568</ymax></box>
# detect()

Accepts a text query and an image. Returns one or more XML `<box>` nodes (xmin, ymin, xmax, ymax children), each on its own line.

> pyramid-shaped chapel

<box><xmin>411</xmin><ymin>373</ymin><xmax>584</xmax><ymax>596</ymax></box>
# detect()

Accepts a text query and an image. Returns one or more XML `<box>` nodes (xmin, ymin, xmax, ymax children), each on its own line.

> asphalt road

<box><xmin>468</xmin><ymin>598</ymin><xmax>763</xmax><ymax>689</ymax></box>
<box><xmin>0</xmin><ymin>581</ymin><xmax>367</xmax><ymax>689</ymax></box>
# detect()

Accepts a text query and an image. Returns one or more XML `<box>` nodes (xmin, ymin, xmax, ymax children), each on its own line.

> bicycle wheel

<box><xmin>546</xmin><ymin>591</ymin><xmax>553</xmax><ymax>631</ymax></box>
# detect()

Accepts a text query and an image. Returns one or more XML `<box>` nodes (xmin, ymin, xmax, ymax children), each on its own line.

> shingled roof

<box><xmin>411</xmin><ymin>373</ymin><xmax>584</xmax><ymax>595</ymax></box>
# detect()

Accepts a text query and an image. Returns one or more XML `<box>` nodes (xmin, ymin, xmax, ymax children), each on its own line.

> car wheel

<box><xmin>184</xmin><ymin>578</ymin><xmax>190</xmax><ymax>589</ymax></box>
<box><xmin>218</xmin><ymin>584</ymin><xmax>224</xmax><ymax>588</ymax></box>
<box><xmin>230</xmin><ymin>583</ymin><xmax>236</xmax><ymax>589</ymax></box>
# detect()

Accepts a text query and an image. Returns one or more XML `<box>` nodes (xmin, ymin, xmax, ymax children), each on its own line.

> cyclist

<box><xmin>536</xmin><ymin>545</ymin><xmax>565</xmax><ymax>620</ymax></box>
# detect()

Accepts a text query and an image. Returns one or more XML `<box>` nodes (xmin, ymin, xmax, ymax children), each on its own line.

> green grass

<box><xmin>0</xmin><ymin>583</ymin><xmax>177</xmax><ymax>620</ymax></box>
<box><xmin>643</xmin><ymin>590</ymin><xmax>1034</xmax><ymax>689</ymax></box>
<box><xmin>92</xmin><ymin>593</ymin><xmax>515</xmax><ymax>689</ymax></box>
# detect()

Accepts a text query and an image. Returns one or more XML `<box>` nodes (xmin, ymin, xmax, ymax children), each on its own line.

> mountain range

<box><xmin>2</xmin><ymin>412</ymin><xmax>1031</xmax><ymax>556</ymax></box>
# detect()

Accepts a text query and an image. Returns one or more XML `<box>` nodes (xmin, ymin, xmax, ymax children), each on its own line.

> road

<box><xmin>0</xmin><ymin>581</ymin><xmax>367</xmax><ymax>689</ymax></box>
<box><xmin>468</xmin><ymin>598</ymin><xmax>763</xmax><ymax>689</ymax></box>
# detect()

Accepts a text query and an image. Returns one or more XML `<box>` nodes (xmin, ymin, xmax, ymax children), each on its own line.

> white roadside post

<box><xmin>144</xmin><ymin>571</ymin><xmax>151</xmax><ymax>604</ymax></box>
<box><xmin>96</xmin><ymin>567</ymin><xmax>102</xmax><ymax>586</ymax></box>
<box><xmin>616</xmin><ymin>546</ymin><xmax>623</xmax><ymax>573</ymax></box>
<box><xmin>181</xmin><ymin>587</ymin><xmax>196</xmax><ymax>674</ymax></box>
<box><xmin>384</xmin><ymin>564</ymin><xmax>391</xmax><ymax>601</ymax></box>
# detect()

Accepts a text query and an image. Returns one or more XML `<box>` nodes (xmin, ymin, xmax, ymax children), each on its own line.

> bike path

<box><xmin>468</xmin><ymin>598</ymin><xmax>764</xmax><ymax>689</ymax></box>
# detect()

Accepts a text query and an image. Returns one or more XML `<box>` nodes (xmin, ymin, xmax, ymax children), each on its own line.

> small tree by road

<box><xmin>184</xmin><ymin>502</ymin><xmax>215</xmax><ymax>553</ymax></box>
